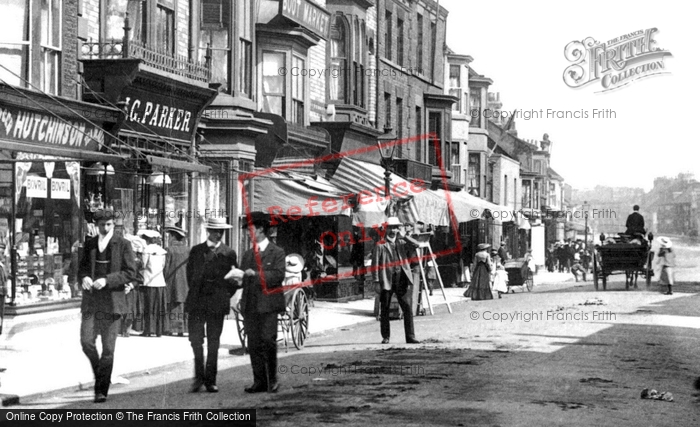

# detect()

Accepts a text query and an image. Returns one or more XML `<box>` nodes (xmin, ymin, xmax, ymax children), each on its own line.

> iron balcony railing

<box><xmin>80</xmin><ymin>15</ymin><xmax>211</xmax><ymax>83</ymax></box>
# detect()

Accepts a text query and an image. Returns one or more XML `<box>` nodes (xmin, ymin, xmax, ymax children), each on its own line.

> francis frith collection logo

<box><xmin>563</xmin><ymin>28</ymin><xmax>672</xmax><ymax>93</ymax></box>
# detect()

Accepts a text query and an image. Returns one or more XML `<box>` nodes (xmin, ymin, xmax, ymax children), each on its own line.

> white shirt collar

<box><xmin>207</xmin><ymin>239</ymin><xmax>221</xmax><ymax>249</ymax></box>
<box><xmin>98</xmin><ymin>228</ymin><xmax>114</xmax><ymax>253</ymax></box>
<box><xmin>256</xmin><ymin>238</ymin><xmax>270</xmax><ymax>253</ymax></box>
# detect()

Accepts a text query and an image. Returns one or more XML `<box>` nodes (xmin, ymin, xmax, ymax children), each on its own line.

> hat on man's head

<box><xmin>165</xmin><ymin>226</ymin><xmax>187</xmax><ymax>238</ymax></box>
<box><xmin>93</xmin><ymin>208</ymin><xmax>115</xmax><ymax>222</ymax></box>
<box><xmin>500</xmin><ymin>242</ymin><xmax>506</xmax><ymax>246</ymax></box>
<box><xmin>658</xmin><ymin>236</ymin><xmax>672</xmax><ymax>249</ymax></box>
<box><xmin>205</xmin><ymin>217</ymin><xmax>233</xmax><ymax>230</ymax></box>
<box><xmin>385</xmin><ymin>217</ymin><xmax>403</xmax><ymax>228</ymax></box>
<box><xmin>477</xmin><ymin>243</ymin><xmax>491</xmax><ymax>251</ymax></box>
<box><xmin>241</xmin><ymin>212</ymin><xmax>270</xmax><ymax>229</ymax></box>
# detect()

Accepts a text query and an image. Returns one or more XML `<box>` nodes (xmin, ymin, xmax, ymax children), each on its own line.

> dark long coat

<box><xmin>239</xmin><ymin>242</ymin><xmax>286</xmax><ymax>315</ymax></box>
<box><xmin>78</xmin><ymin>235</ymin><xmax>138</xmax><ymax>315</ymax></box>
<box><xmin>184</xmin><ymin>242</ymin><xmax>238</xmax><ymax>316</ymax></box>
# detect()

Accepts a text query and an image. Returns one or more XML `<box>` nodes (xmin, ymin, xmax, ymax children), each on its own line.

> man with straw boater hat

<box><xmin>372</xmin><ymin>217</ymin><xmax>421</xmax><ymax>344</ymax></box>
<box><xmin>185</xmin><ymin>217</ymin><xmax>238</xmax><ymax>393</ymax></box>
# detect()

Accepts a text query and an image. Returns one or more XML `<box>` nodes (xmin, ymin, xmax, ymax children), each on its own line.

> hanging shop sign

<box><xmin>0</xmin><ymin>104</ymin><xmax>103</xmax><ymax>150</ymax></box>
<box><xmin>121</xmin><ymin>87</ymin><xmax>201</xmax><ymax>142</ymax></box>
<box><xmin>25</xmin><ymin>176</ymin><xmax>48</xmax><ymax>198</ymax></box>
<box><xmin>280</xmin><ymin>0</ymin><xmax>331</xmax><ymax>39</ymax></box>
<box><xmin>50</xmin><ymin>178</ymin><xmax>71</xmax><ymax>200</ymax></box>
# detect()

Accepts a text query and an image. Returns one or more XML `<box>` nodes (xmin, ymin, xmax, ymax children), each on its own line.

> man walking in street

<box><xmin>373</xmin><ymin>217</ymin><xmax>421</xmax><ymax>345</ymax></box>
<box><xmin>232</xmin><ymin>212</ymin><xmax>286</xmax><ymax>393</ymax></box>
<box><xmin>79</xmin><ymin>209</ymin><xmax>137</xmax><ymax>403</ymax></box>
<box><xmin>185</xmin><ymin>217</ymin><xmax>238</xmax><ymax>393</ymax></box>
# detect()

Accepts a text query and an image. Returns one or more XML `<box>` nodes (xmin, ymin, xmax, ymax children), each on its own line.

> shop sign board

<box><xmin>0</xmin><ymin>104</ymin><xmax>103</xmax><ymax>150</ymax></box>
<box><xmin>50</xmin><ymin>178</ymin><xmax>71</xmax><ymax>200</ymax></box>
<box><xmin>121</xmin><ymin>86</ymin><xmax>201</xmax><ymax>142</ymax></box>
<box><xmin>280</xmin><ymin>0</ymin><xmax>331</xmax><ymax>39</ymax></box>
<box><xmin>25</xmin><ymin>176</ymin><xmax>48</xmax><ymax>198</ymax></box>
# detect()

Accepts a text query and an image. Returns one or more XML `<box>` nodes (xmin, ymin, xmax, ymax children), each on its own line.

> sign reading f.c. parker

<box><xmin>563</xmin><ymin>28</ymin><xmax>672</xmax><ymax>93</ymax></box>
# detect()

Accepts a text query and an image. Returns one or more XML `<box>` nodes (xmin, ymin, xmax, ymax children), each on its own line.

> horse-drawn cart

<box><xmin>592</xmin><ymin>243</ymin><xmax>654</xmax><ymax>290</ymax></box>
<box><xmin>504</xmin><ymin>258</ymin><xmax>534</xmax><ymax>292</ymax></box>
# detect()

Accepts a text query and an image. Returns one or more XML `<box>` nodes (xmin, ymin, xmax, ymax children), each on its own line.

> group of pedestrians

<box><xmin>79</xmin><ymin>210</ymin><xmax>285</xmax><ymax>403</ymax></box>
<box><xmin>463</xmin><ymin>242</ymin><xmax>528</xmax><ymax>301</ymax></box>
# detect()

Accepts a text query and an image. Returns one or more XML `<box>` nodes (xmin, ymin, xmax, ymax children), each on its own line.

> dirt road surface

<box><xmin>10</xmin><ymin>239</ymin><xmax>700</xmax><ymax>426</ymax></box>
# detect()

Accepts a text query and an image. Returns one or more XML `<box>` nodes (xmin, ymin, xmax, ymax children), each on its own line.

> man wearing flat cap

<box><xmin>372</xmin><ymin>217</ymin><xmax>421</xmax><ymax>344</ymax></box>
<box><xmin>79</xmin><ymin>209</ymin><xmax>138</xmax><ymax>403</ymax></box>
<box><xmin>185</xmin><ymin>217</ymin><xmax>238</xmax><ymax>393</ymax></box>
<box><xmin>232</xmin><ymin>212</ymin><xmax>286</xmax><ymax>393</ymax></box>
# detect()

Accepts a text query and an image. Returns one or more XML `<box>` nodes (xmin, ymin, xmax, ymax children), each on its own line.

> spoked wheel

<box><xmin>593</xmin><ymin>253</ymin><xmax>599</xmax><ymax>291</ymax></box>
<box><xmin>525</xmin><ymin>271</ymin><xmax>534</xmax><ymax>292</ymax></box>
<box><xmin>291</xmin><ymin>289</ymin><xmax>309</xmax><ymax>350</ymax></box>
<box><xmin>234</xmin><ymin>309</ymin><xmax>248</xmax><ymax>354</ymax></box>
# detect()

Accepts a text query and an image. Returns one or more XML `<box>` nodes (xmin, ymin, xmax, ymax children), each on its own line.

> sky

<box><xmin>440</xmin><ymin>0</ymin><xmax>699</xmax><ymax>192</ymax></box>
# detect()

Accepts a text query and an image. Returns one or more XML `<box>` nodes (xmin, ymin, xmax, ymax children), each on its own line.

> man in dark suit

<box><xmin>234</xmin><ymin>212</ymin><xmax>286</xmax><ymax>393</ymax></box>
<box><xmin>625</xmin><ymin>205</ymin><xmax>646</xmax><ymax>236</ymax></box>
<box><xmin>185</xmin><ymin>217</ymin><xmax>238</xmax><ymax>393</ymax></box>
<box><xmin>79</xmin><ymin>209</ymin><xmax>137</xmax><ymax>403</ymax></box>
<box><xmin>372</xmin><ymin>217</ymin><xmax>421</xmax><ymax>345</ymax></box>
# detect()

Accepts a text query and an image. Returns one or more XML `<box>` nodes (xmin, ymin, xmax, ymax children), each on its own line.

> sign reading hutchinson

<box><xmin>0</xmin><ymin>104</ymin><xmax>104</xmax><ymax>150</ymax></box>
<box><xmin>563</xmin><ymin>28</ymin><xmax>673</xmax><ymax>93</ymax></box>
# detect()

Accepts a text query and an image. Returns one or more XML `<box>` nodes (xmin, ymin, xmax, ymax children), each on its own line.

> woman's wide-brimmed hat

<box><xmin>285</xmin><ymin>253</ymin><xmax>305</xmax><ymax>274</ymax></box>
<box><xmin>477</xmin><ymin>243</ymin><xmax>491</xmax><ymax>251</ymax></box>
<box><xmin>658</xmin><ymin>236</ymin><xmax>672</xmax><ymax>249</ymax></box>
<box><xmin>137</xmin><ymin>229</ymin><xmax>161</xmax><ymax>239</ymax></box>
<box><xmin>205</xmin><ymin>217</ymin><xmax>233</xmax><ymax>229</ymax></box>
<box><xmin>165</xmin><ymin>226</ymin><xmax>187</xmax><ymax>238</ymax></box>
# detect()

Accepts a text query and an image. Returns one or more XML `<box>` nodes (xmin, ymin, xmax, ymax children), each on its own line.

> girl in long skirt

<box><xmin>164</xmin><ymin>227</ymin><xmax>190</xmax><ymax>336</ymax></box>
<box><xmin>656</xmin><ymin>237</ymin><xmax>675</xmax><ymax>295</ymax></box>
<box><xmin>138</xmin><ymin>230</ymin><xmax>168</xmax><ymax>337</ymax></box>
<box><xmin>464</xmin><ymin>243</ymin><xmax>494</xmax><ymax>300</ymax></box>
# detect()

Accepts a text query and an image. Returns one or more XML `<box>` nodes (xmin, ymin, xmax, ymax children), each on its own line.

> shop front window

<box><xmin>6</xmin><ymin>155</ymin><xmax>81</xmax><ymax>305</ymax></box>
<box><xmin>291</xmin><ymin>56</ymin><xmax>305</xmax><ymax>125</ymax></box>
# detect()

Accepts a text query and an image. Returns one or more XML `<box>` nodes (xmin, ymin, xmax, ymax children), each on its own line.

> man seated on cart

<box><xmin>625</xmin><ymin>205</ymin><xmax>646</xmax><ymax>237</ymax></box>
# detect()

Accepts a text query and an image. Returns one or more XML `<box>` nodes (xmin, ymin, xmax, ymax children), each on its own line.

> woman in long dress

<box><xmin>656</xmin><ymin>237</ymin><xmax>675</xmax><ymax>295</ymax></box>
<box><xmin>491</xmin><ymin>251</ymin><xmax>508</xmax><ymax>298</ymax></box>
<box><xmin>138</xmin><ymin>230</ymin><xmax>168</xmax><ymax>337</ymax></box>
<box><xmin>464</xmin><ymin>243</ymin><xmax>494</xmax><ymax>300</ymax></box>
<box><xmin>164</xmin><ymin>227</ymin><xmax>190</xmax><ymax>336</ymax></box>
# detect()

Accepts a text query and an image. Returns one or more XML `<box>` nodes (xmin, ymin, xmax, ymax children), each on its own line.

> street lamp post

<box><xmin>377</xmin><ymin>136</ymin><xmax>396</xmax><ymax>203</ymax></box>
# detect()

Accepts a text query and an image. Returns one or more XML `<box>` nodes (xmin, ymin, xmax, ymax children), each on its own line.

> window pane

<box><xmin>262</xmin><ymin>52</ymin><xmax>285</xmax><ymax>116</ymax></box>
<box><xmin>329</xmin><ymin>16</ymin><xmax>346</xmax><ymax>102</ymax></box>
<box><xmin>51</xmin><ymin>0</ymin><xmax>61</xmax><ymax>47</ymax></box>
<box><xmin>156</xmin><ymin>5</ymin><xmax>175</xmax><ymax>54</ymax></box>
<box><xmin>0</xmin><ymin>44</ymin><xmax>28</xmax><ymax>86</ymax></box>
<box><xmin>238</xmin><ymin>39</ymin><xmax>252</xmax><ymax>96</ymax></box>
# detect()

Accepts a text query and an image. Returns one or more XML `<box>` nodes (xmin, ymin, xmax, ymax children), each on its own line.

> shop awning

<box><xmin>329</xmin><ymin>157</ymin><xmax>450</xmax><ymax>227</ymax></box>
<box><xmin>433</xmin><ymin>188</ymin><xmax>506</xmax><ymax>224</ymax></box>
<box><xmin>0</xmin><ymin>140</ymin><xmax>129</xmax><ymax>163</ymax></box>
<box><xmin>251</xmin><ymin>171</ymin><xmax>353</xmax><ymax>219</ymax></box>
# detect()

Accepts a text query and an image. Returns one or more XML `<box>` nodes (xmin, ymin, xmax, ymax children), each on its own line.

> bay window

<box><xmin>291</xmin><ymin>56</ymin><xmax>305</xmax><ymax>125</ymax></box>
<box><xmin>262</xmin><ymin>51</ymin><xmax>286</xmax><ymax>117</ymax></box>
<box><xmin>200</xmin><ymin>0</ymin><xmax>231</xmax><ymax>92</ymax></box>
<box><xmin>329</xmin><ymin>15</ymin><xmax>348</xmax><ymax>102</ymax></box>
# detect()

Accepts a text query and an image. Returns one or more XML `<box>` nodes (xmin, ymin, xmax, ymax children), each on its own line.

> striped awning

<box><xmin>329</xmin><ymin>157</ymin><xmax>449</xmax><ymax>227</ymax></box>
<box><xmin>252</xmin><ymin>171</ymin><xmax>353</xmax><ymax>218</ymax></box>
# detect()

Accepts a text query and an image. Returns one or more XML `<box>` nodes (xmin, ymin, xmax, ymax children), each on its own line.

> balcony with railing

<box><xmin>80</xmin><ymin>17</ymin><xmax>211</xmax><ymax>84</ymax></box>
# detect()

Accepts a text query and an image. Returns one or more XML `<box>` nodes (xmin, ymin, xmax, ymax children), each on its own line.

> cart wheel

<box><xmin>525</xmin><ymin>271</ymin><xmax>534</xmax><ymax>292</ymax></box>
<box><xmin>234</xmin><ymin>310</ymin><xmax>247</xmax><ymax>354</ymax></box>
<box><xmin>291</xmin><ymin>289</ymin><xmax>309</xmax><ymax>350</ymax></box>
<box><xmin>593</xmin><ymin>253</ymin><xmax>599</xmax><ymax>291</ymax></box>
